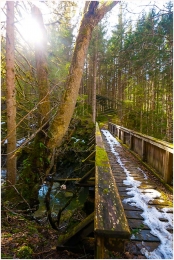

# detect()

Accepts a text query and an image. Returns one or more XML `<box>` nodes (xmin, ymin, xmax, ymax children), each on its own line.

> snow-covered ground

<box><xmin>101</xmin><ymin>129</ymin><xmax>173</xmax><ymax>259</ymax></box>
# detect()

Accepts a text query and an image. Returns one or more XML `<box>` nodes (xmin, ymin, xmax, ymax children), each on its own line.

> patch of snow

<box><xmin>2</xmin><ymin>138</ymin><xmax>26</xmax><ymax>146</ymax></box>
<box><xmin>101</xmin><ymin>129</ymin><xmax>173</xmax><ymax>259</ymax></box>
<box><xmin>17</xmin><ymin>138</ymin><xmax>26</xmax><ymax>147</ymax></box>
<box><xmin>137</xmin><ymin>167</ymin><xmax>148</xmax><ymax>179</ymax></box>
<box><xmin>1</xmin><ymin>169</ymin><xmax>7</xmax><ymax>177</ymax></box>
<box><xmin>71</xmin><ymin>137</ymin><xmax>85</xmax><ymax>144</ymax></box>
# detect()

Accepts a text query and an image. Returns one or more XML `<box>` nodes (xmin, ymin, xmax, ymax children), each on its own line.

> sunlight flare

<box><xmin>19</xmin><ymin>16</ymin><xmax>44</xmax><ymax>44</ymax></box>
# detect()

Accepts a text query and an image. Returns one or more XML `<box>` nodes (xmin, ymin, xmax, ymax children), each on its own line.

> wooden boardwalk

<box><xmin>101</xmin><ymin>129</ymin><xmax>173</xmax><ymax>259</ymax></box>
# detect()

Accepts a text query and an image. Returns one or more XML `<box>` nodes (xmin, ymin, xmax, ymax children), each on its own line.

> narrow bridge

<box><xmin>57</xmin><ymin>122</ymin><xmax>173</xmax><ymax>259</ymax></box>
<box><xmin>101</xmin><ymin>123</ymin><xmax>173</xmax><ymax>259</ymax></box>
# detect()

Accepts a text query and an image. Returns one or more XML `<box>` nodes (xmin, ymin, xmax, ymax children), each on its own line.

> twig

<box><xmin>44</xmin><ymin>181</ymin><xmax>58</xmax><ymax>230</ymax></box>
<box><xmin>7</xmin><ymin>181</ymin><xmax>32</xmax><ymax>211</ymax></box>
<box><xmin>56</xmin><ymin>187</ymin><xmax>80</xmax><ymax>227</ymax></box>
<box><xmin>33</xmin><ymin>247</ymin><xmax>56</xmax><ymax>255</ymax></box>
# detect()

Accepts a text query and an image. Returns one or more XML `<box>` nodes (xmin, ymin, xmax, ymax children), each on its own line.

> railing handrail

<box><xmin>109</xmin><ymin>122</ymin><xmax>173</xmax><ymax>154</ymax></box>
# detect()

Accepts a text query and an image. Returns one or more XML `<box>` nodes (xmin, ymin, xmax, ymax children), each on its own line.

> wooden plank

<box><xmin>125</xmin><ymin>210</ymin><xmax>144</xmax><ymax>220</ymax></box>
<box><xmin>112</xmin><ymin>174</ymin><xmax>126</xmax><ymax>178</ymax></box>
<box><xmin>136</xmin><ymin>241</ymin><xmax>160</xmax><ymax>252</ymax></box>
<box><xmin>117</xmin><ymin>186</ymin><xmax>132</xmax><ymax>192</ymax></box>
<box><xmin>119</xmin><ymin>191</ymin><xmax>134</xmax><ymax>197</ymax></box>
<box><xmin>78</xmin><ymin>167</ymin><xmax>95</xmax><ymax>183</ymax></box>
<box><xmin>156</xmin><ymin>206</ymin><xmax>173</xmax><ymax>213</ymax></box>
<box><xmin>127</xmin><ymin>218</ymin><xmax>149</xmax><ymax>229</ymax></box>
<box><xmin>131</xmin><ymin>230</ymin><xmax>160</xmax><ymax>242</ymax></box>
<box><xmin>129</xmin><ymin>173</ymin><xmax>146</xmax><ymax>178</ymax></box>
<box><xmin>76</xmin><ymin>181</ymin><xmax>95</xmax><ymax>187</ymax></box>
<box><xmin>122</xmin><ymin>202</ymin><xmax>142</xmax><ymax>211</ymax></box>
<box><xmin>53</xmin><ymin>177</ymin><xmax>95</xmax><ymax>182</ymax></box>
<box><xmin>57</xmin><ymin>212</ymin><xmax>94</xmax><ymax>246</ymax></box>
<box><xmin>111</xmin><ymin>171</ymin><xmax>124</xmax><ymax>175</ymax></box>
<box><xmin>82</xmin><ymin>150</ymin><xmax>95</xmax><ymax>163</ymax></box>
<box><xmin>148</xmin><ymin>199</ymin><xmax>171</xmax><ymax>206</ymax></box>
<box><xmin>116</xmin><ymin>183</ymin><xmax>132</xmax><ymax>187</ymax></box>
<box><xmin>140</xmin><ymin>189</ymin><xmax>159</xmax><ymax>193</ymax></box>
<box><xmin>113</xmin><ymin>176</ymin><xmax>126</xmax><ymax>180</ymax></box>
<box><xmin>139</xmin><ymin>184</ymin><xmax>157</xmax><ymax>189</ymax></box>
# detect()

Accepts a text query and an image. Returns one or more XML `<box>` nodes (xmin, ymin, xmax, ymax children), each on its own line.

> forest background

<box><xmin>1</xmin><ymin>1</ymin><xmax>173</xmax><ymax>258</ymax></box>
<box><xmin>1</xmin><ymin>0</ymin><xmax>173</xmax><ymax>205</ymax></box>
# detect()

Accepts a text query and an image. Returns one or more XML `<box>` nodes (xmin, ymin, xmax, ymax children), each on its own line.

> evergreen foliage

<box><xmin>1</xmin><ymin>1</ymin><xmax>172</xmax><ymax>205</ymax></box>
<box><xmin>83</xmin><ymin>2</ymin><xmax>173</xmax><ymax>142</ymax></box>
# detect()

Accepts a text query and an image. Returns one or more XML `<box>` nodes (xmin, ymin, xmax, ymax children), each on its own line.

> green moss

<box><xmin>16</xmin><ymin>245</ymin><xmax>33</xmax><ymax>259</ymax></box>
<box><xmin>28</xmin><ymin>226</ymin><xmax>38</xmax><ymax>234</ymax></box>
<box><xmin>103</xmin><ymin>188</ymin><xmax>109</xmax><ymax>194</ymax></box>
<box><xmin>96</xmin><ymin>146</ymin><xmax>108</xmax><ymax>167</ymax></box>
<box><xmin>12</xmin><ymin>228</ymin><xmax>20</xmax><ymax>234</ymax></box>
<box><xmin>160</xmin><ymin>191</ymin><xmax>173</xmax><ymax>207</ymax></box>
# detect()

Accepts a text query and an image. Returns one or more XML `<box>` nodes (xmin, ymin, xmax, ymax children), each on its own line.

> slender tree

<box><xmin>92</xmin><ymin>28</ymin><xmax>98</xmax><ymax>123</ymax></box>
<box><xmin>6</xmin><ymin>1</ymin><xmax>16</xmax><ymax>185</ymax></box>
<box><xmin>31</xmin><ymin>5</ymin><xmax>50</xmax><ymax>127</ymax></box>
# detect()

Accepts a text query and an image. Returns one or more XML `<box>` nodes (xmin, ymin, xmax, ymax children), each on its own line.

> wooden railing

<box><xmin>95</xmin><ymin>123</ymin><xmax>130</xmax><ymax>258</ymax></box>
<box><xmin>108</xmin><ymin>122</ymin><xmax>173</xmax><ymax>185</ymax></box>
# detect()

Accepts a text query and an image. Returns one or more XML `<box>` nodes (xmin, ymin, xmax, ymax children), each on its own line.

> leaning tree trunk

<box><xmin>48</xmin><ymin>1</ymin><xmax>119</xmax><ymax>149</ymax></box>
<box><xmin>17</xmin><ymin>1</ymin><xmax>119</xmax><ymax>207</ymax></box>
<box><xmin>6</xmin><ymin>1</ymin><xmax>16</xmax><ymax>185</ymax></box>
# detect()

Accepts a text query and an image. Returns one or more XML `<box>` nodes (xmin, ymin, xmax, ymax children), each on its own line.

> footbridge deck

<box><xmin>57</xmin><ymin>123</ymin><xmax>173</xmax><ymax>259</ymax></box>
<box><xmin>101</xmin><ymin>126</ymin><xmax>173</xmax><ymax>259</ymax></box>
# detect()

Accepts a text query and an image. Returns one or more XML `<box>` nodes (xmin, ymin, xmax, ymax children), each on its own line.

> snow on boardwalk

<box><xmin>101</xmin><ymin>129</ymin><xmax>173</xmax><ymax>259</ymax></box>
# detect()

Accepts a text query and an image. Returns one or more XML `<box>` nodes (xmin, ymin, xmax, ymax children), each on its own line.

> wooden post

<box><xmin>164</xmin><ymin>151</ymin><xmax>173</xmax><ymax>184</ymax></box>
<box><xmin>95</xmin><ymin>236</ymin><xmax>104</xmax><ymax>259</ymax></box>
<box><xmin>114</xmin><ymin>125</ymin><xmax>116</xmax><ymax>136</ymax></box>
<box><xmin>118</xmin><ymin>128</ymin><xmax>120</xmax><ymax>139</ymax></box>
<box><xmin>122</xmin><ymin>131</ymin><xmax>125</xmax><ymax>144</ymax></box>
<box><xmin>130</xmin><ymin>134</ymin><xmax>133</xmax><ymax>150</ymax></box>
<box><xmin>108</xmin><ymin>122</ymin><xmax>110</xmax><ymax>132</ymax></box>
<box><xmin>142</xmin><ymin>140</ymin><xmax>146</xmax><ymax>161</ymax></box>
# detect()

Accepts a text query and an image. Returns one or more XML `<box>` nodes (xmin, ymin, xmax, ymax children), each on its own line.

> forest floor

<box><xmin>1</xmin><ymin>208</ymin><xmax>147</xmax><ymax>259</ymax></box>
<box><xmin>1</xmin><ymin>210</ymin><xmax>94</xmax><ymax>259</ymax></box>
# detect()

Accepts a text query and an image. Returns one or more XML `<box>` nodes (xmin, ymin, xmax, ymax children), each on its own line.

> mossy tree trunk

<box><xmin>48</xmin><ymin>1</ymin><xmax>119</xmax><ymax>149</ymax></box>
<box><xmin>18</xmin><ymin>1</ymin><xmax>119</xmax><ymax>206</ymax></box>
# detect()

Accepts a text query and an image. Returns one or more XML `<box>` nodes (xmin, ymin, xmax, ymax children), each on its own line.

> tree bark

<box><xmin>31</xmin><ymin>5</ymin><xmax>50</xmax><ymax>127</ymax></box>
<box><xmin>48</xmin><ymin>1</ymin><xmax>119</xmax><ymax>149</ymax></box>
<box><xmin>92</xmin><ymin>29</ymin><xmax>98</xmax><ymax>123</ymax></box>
<box><xmin>6</xmin><ymin>1</ymin><xmax>16</xmax><ymax>185</ymax></box>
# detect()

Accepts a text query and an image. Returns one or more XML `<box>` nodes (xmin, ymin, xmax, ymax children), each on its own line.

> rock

<box><xmin>52</xmin><ymin>182</ymin><xmax>60</xmax><ymax>190</ymax></box>
<box><xmin>60</xmin><ymin>184</ymin><xmax>66</xmax><ymax>190</ymax></box>
<box><xmin>64</xmin><ymin>191</ymin><xmax>73</xmax><ymax>198</ymax></box>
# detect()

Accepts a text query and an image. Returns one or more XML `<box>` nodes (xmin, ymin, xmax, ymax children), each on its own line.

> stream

<box><xmin>1</xmin><ymin>169</ymin><xmax>89</xmax><ymax>218</ymax></box>
<box><xmin>34</xmin><ymin>182</ymin><xmax>89</xmax><ymax>217</ymax></box>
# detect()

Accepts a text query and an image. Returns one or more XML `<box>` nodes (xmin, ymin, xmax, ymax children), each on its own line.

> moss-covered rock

<box><xmin>16</xmin><ymin>245</ymin><xmax>33</xmax><ymax>259</ymax></box>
